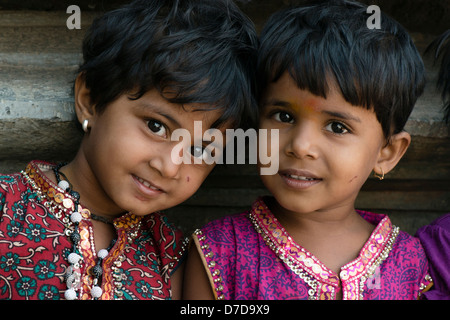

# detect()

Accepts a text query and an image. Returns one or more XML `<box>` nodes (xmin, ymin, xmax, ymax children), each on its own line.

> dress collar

<box><xmin>249</xmin><ymin>196</ymin><xmax>397</xmax><ymax>288</ymax></box>
<box><xmin>23</xmin><ymin>160</ymin><xmax>141</xmax><ymax>230</ymax></box>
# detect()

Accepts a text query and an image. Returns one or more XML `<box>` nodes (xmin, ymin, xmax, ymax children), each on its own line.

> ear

<box><xmin>74</xmin><ymin>73</ymin><xmax>95</xmax><ymax>130</ymax></box>
<box><xmin>374</xmin><ymin>131</ymin><xmax>411</xmax><ymax>177</ymax></box>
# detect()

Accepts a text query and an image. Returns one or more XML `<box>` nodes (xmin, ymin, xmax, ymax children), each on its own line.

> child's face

<box><xmin>258</xmin><ymin>72</ymin><xmax>386</xmax><ymax>216</ymax></box>
<box><xmin>83</xmin><ymin>89</ymin><xmax>225</xmax><ymax>216</ymax></box>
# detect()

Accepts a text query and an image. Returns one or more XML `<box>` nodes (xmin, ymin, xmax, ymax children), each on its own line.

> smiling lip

<box><xmin>278</xmin><ymin>168</ymin><xmax>322</xmax><ymax>189</ymax></box>
<box><xmin>132</xmin><ymin>175</ymin><xmax>165</xmax><ymax>196</ymax></box>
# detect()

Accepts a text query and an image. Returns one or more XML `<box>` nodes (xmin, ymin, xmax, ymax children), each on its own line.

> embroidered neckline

<box><xmin>249</xmin><ymin>197</ymin><xmax>399</xmax><ymax>300</ymax></box>
<box><xmin>21</xmin><ymin>161</ymin><xmax>146</xmax><ymax>299</ymax></box>
<box><xmin>22</xmin><ymin>160</ymin><xmax>142</xmax><ymax>231</ymax></box>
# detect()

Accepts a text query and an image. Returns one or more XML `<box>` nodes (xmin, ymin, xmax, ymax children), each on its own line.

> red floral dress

<box><xmin>0</xmin><ymin>161</ymin><xmax>187</xmax><ymax>300</ymax></box>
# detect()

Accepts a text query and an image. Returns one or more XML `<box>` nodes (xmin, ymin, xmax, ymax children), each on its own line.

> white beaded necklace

<box><xmin>53</xmin><ymin>163</ymin><xmax>116</xmax><ymax>300</ymax></box>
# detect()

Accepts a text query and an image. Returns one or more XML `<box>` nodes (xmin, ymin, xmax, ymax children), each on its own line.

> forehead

<box><xmin>262</xmin><ymin>72</ymin><xmax>337</xmax><ymax>109</ymax></box>
<box><xmin>135</xmin><ymin>89</ymin><xmax>229</xmax><ymax>129</ymax></box>
<box><xmin>261</xmin><ymin>72</ymin><xmax>381</xmax><ymax>123</ymax></box>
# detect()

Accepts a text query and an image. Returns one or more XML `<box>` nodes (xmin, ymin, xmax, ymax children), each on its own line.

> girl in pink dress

<box><xmin>183</xmin><ymin>0</ymin><xmax>433</xmax><ymax>300</ymax></box>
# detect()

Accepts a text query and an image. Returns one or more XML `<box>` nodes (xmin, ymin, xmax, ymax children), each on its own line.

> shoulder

<box><xmin>141</xmin><ymin>211</ymin><xmax>182</xmax><ymax>237</ymax></box>
<box><xmin>0</xmin><ymin>171</ymin><xmax>32</xmax><ymax>213</ymax></box>
<box><xmin>395</xmin><ymin>229</ymin><xmax>427</xmax><ymax>254</ymax></box>
<box><xmin>358</xmin><ymin>210</ymin><xmax>428</xmax><ymax>261</ymax></box>
<box><xmin>196</xmin><ymin>197</ymin><xmax>273</xmax><ymax>247</ymax></box>
<box><xmin>140</xmin><ymin>212</ymin><xmax>188</xmax><ymax>274</ymax></box>
<box><xmin>203</xmin><ymin>210</ymin><xmax>252</xmax><ymax>228</ymax></box>
<box><xmin>388</xmin><ymin>227</ymin><xmax>428</xmax><ymax>265</ymax></box>
<box><xmin>192</xmin><ymin>208</ymin><xmax>260</xmax><ymax>272</ymax></box>
<box><xmin>415</xmin><ymin>213</ymin><xmax>450</xmax><ymax>260</ymax></box>
<box><xmin>190</xmin><ymin>210</ymin><xmax>256</xmax><ymax>300</ymax></box>
<box><xmin>359</xmin><ymin>210</ymin><xmax>430</xmax><ymax>275</ymax></box>
<box><xmin>361</xmin><ymin>213</ymin><xmax>433</xmax><ymax>297</ymax></box>
<box><xmin>386</xmin><ymin>228</ymin><xmax>431</xmax><ymax>286</ymax></box>
<box><xmin>192</xmin><ymin>209</ymin><xmax>256</xmax><ymax>265</ymax></box>
<box><xmin>197</xmin><ymin>211</ymin><xmax>253</xmax><ymax>245</ymax></box>
<box><xmin>391</xmin><ymin>230</ymin><xmax>434</xmax><ymax>296</ymax></box>
<box><xmin>415</xmin><ymin>214</ymin><xmax>450</xmax><ymax>299</ymax></box>
<box><xmin>0</xmin><ymin>172</ymin><xmax>21</xmax><ymax>182</ymax></box>
<box><xmin>416</xmin><ymin>213</ymin><xmax>450</xmax><ymax>243</ymax></box>
<box><xmin>0</xmin><ymin>172</ymin><xmax>23</xmax><ymax>192</ymax></box>
<box><xmin>1</xmin><ymin>161</ymin><xmax>54</xmax><ymax>197</ymax></box>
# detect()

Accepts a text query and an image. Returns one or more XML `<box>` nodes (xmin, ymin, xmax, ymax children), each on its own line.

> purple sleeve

<box><xmin>416</xmin><ymin>213</ymin><xmax>450</xmax><ymax>300</ymax></box>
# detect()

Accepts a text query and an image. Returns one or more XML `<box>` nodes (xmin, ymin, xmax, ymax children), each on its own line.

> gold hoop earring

<box><xmin>374</xmin><ymin>168</ymin><xmax>384</xmax><ymax>180</ymax></box>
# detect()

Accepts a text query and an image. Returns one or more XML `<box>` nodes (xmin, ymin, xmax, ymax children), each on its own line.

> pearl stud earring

<box><xmin>82</xmin><ymin>119</ymin><xmax>89</xmax><ymax>133</ymax></box>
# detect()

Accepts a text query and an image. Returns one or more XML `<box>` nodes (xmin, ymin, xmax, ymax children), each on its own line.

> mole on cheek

<box><xmin>187</xmin><ymin>176</ymin><xmax>190</xmax><ymax>182</ymax></box>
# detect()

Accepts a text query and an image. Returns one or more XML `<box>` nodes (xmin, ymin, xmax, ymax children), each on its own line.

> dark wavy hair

<box><xmin>78</xmin><ymin>0</ymin><xmax>258</xmax><ymax>129</ymax></box>
<box><xmin>258</xmin><ymin>0</ymin><xmax>425</xmax><ymax>140</ymax></box>
<box><xmin>426</xmin><ymin>30</ymin><xmax>450</xmax><ymax>124</ymax></box>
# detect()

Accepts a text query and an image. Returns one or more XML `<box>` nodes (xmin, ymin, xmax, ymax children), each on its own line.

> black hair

<box><xmin>426</xmin><ymin>30</ymin><xmax>450</xmax><ymax>124</ymax></box>
<box><xmin>78</xmin><ymin>0</ymin><xmax>258</xmax><ymax>129</ymax></box>
<box><xmin>257</xmin><ymin>0</ymin><xmax>425</xmax><ymax>140</ymax></box>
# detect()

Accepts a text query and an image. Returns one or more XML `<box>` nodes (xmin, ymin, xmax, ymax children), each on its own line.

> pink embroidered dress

<box><xmin>0</xmin><ymin>161</ymin><xmax>187</xmax><ymax>300</ymax></box>
<box><xmin>193</xmin><ymin>197</ymin><xmax>433</xmax><ymax>300</ymax></box>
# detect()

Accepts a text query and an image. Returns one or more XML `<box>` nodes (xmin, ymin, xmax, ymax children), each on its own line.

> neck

<box><xmin>267</xmin><ymin>197</ymin><xmax>375</xmax><ymax>275</ymax></box>
<box><xmin>55</xmin><ymin>153</ymin><xmax>125</xmax><ymax>220</ymax></box>
<box><xmin>267</xmin><ymin>197</ymin><xmax>372</xmax><ymax>239</ymax></box>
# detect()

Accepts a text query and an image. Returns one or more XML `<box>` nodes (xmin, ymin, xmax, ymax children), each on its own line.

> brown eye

<box><xmin>274</xmin><ymin>111</ymin><xmax>294</xmax><ymax>123</ymax></box>
<box><xmin>190</xmin><ymin>145</ymin><xmax>206</xmax><ymax>159</ymax></box>
<box><xmin>325</xmin><ymin>122</ymin><xmax>349</xmax><ymax>134</ymax></box>
<box><xmin>147</xmin><ymin>119</ymin><xmax>167</xmax><ymax>137</ymax></box>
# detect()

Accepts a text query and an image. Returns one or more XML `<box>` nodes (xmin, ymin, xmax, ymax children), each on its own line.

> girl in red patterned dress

<box><xmin>0</xmin><ymin>0</ymin><xmax>258</xmax><ymax>300</ymax></box>
<box><xmin>184</xmin><ymin>0</ymin><xmax>433</xmax><ymax>300</ymax></box>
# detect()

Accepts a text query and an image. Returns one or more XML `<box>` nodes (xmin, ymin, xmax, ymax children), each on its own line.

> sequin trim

<box><xmin>249</xmin><ymin>199</ymin><xmax>401</xmax><ymax>300</ymax></box>
<box><xmin>194</xmin><ymin>229</ymin><xmax>225</xmax><ymax>300</ymax></box>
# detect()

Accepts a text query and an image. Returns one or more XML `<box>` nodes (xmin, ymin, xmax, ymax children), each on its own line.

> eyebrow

<box><xmin>261</xmin><ymin>99</ymin><xmax>290</xmax><ymax>108</ymax></box>
<box><xmin>137</xmin><ymin>102</ymin><xmax>182</xmax><ymax>128</ymax></box>
<box><xmin>263</xmin><ymin>98</ymin><xmax>362</xmax><ymax>123</ymax></box>
<box><xmin>322</xmin><ymin>110</ymin><xmax>361</xmax><ymax>123</ymax></box>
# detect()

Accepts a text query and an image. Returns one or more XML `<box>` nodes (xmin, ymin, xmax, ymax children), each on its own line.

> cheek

<box><xmin>334</xmin><ymin>150</ymin><xmax>376</xmax><ymax>185</ymax></box>
<box><xmin>258</xmin><ymin>117</ymin><xmax>272</xmax><ymax>131</ymax></box>
<box><xmin>181</xmin><ymin>165</ymin><xmax>215</xmax><ymax>187</ymax></box>
<box><xmin>259</xmin><ymin>173</ymin><xmax>277</xmax><ymax>192</ymax></box>
<box><xmin>90</xmin><ymin>118</ymin><xmax>135</xmax><ymax>154</ymax></box>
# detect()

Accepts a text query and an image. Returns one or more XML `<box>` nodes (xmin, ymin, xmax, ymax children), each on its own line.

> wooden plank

<box><xmin>183</xmin><ymin>185</ymin><xmax>450</xmax><ymax>211</ymax></box>
<box><xmin>356</xmin><ymin>191</ymin><xmax>450</xmax><ymax>211</ymax></box>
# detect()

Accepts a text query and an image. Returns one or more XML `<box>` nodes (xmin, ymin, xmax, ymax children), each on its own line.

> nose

<box><xmin>148</xmin><ymin>142</ymin><xmax>182</xmax><ymax>179</ymax></box>
<box><xmin>285</xmin><ymin>123</ymin><xmax>319</xmax><ymax>160</ymax></box>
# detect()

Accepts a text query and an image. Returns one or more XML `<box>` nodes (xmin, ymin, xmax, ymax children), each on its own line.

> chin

<box><xmin>129</xmin><ymin>203</ymin><xmax>163</xmax><ymax>216</ymax></box>
<box><xmin>271</xmin><ymin>194</ymin><xmax>314</xmax><ymax>214</ymax></box>
<box><xmin>117</xmin><ymin>200</ymin><xmax>160</xmax><ymax>217</ymax></box>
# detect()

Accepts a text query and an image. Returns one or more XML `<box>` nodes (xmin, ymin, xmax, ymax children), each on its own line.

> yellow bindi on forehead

<box><xmin>290</xmin><ymin>97</ymin><xmax>322</xmax><ymax>114</ymax></box>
